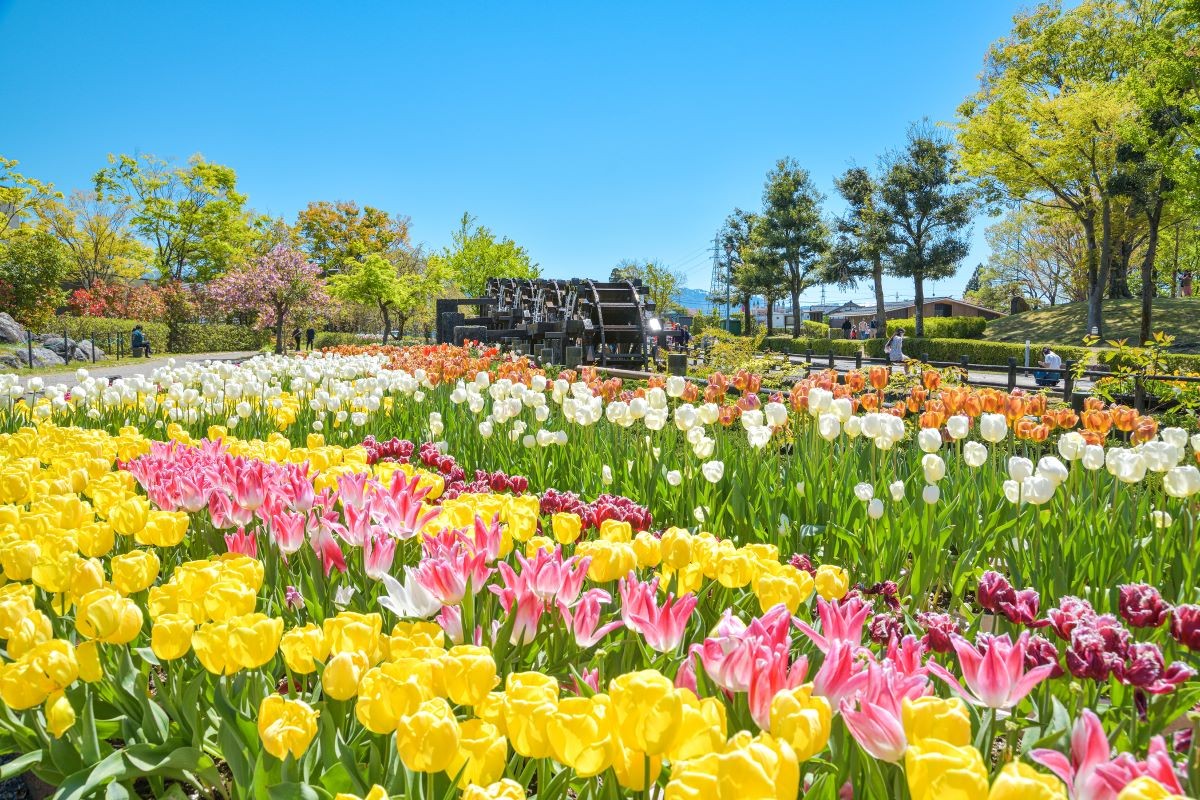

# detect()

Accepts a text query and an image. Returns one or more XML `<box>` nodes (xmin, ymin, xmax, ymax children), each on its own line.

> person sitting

<box><xmin>131</xmin><ymin>325</ymin><xmax>151</xmax><ymax>357</ymax></box>
<box><xmin>1034</xmin><ymin>346</ymin><xmax>1062</xmax><ymax>387</ymax></box>
<box><xmin>886</xmin><ymin>328</ymin><xmax>907</xmax><ymax>374</ymax></box>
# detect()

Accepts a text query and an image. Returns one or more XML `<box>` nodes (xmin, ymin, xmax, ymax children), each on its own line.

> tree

<box><xmin>0</xmin><ymin>156</ymin><xmax>60</xmax><ymax>240</ymax></box>
<box><xmin>207</xmin><ymin>246</ymin><xmax>331</xmax><ymax>354</ymax></box>
<box><xmin>37</xmin><ymin>190</ymin><xmax>150</xmax><ymax>288</ymax></box>
<box><xmin>716</xmin><ymin>210</ymin><xmax>756</xmax><ymax>332</ymax></box>
<box><xmin>295</xmin><ymin>201</ymin><xmax>411</xmax><ymax>275</ymax></box>
<box><xmin>0</xmin><ymin>231</ymin><xmax>69</xmax><ymax>329</ymax></box>
<box><xmin>983</xmin><ymin>205</ymin><xmax>1089</xmax><ymax>308</ymax></box>
<box><xmin>328</xmin><ymin>249</ymin><xmax>444</xmax><ymax>344</ymax></box>
<box><xmin>94</xmin><ymin>153</ymin><xmax>254</xmax><ymax>283</ymax></box>
<box><xmin>610</xmin><ymin>259</ymin><xmax>684</xmax><ymax>316</ymax></box>
<box><xmin>758</xmin><ymin>159</ymin><xmax>830</xmax><ymax>337</ymax></box>
<box><xmin>829</xmin><ymin>166</ymin><xmax>894</xmax><ymax>337</ymax></box>
<box><xmin>957</xmin><ymin>1</ymin><xmax>1140</xmax><ymax>339</ymax></box>
<box><xmin>878</xmin><ymin>124</ymin><xmax>973</xmax><ymax>337</ymax></box>
<box><xmin>429</xmin><ymin>213</ymin><xmax>538</xmax><ymax>297</ymax></box>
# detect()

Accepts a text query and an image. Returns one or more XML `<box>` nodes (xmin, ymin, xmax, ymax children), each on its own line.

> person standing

<box><xmin>858</xmin><ymin>320</ymin><xmax>870</xmax><ymax>339</ymax></box>
<box><xmin>305</xmin><ymin>327</ymin><xmax>316</xmax><ymax>351</ymax></box>
<box><xmin>292</xmin><ymin>327</ymin><xmax>302</xmax><ymax>352</ymax></box>
<box><xmin>841</xmin><ymin>318</ymin><xmax>852</xmax><ymax>339</ymax></box>
<box><xmin>886</xmin><ymin>328</ymin><xmax>906</xmax><ymax>373</ymax></box>
<box><xmin>869</xmin><ymin>318</ymin><xmax>878</xmax><ymax>338</ymax></box>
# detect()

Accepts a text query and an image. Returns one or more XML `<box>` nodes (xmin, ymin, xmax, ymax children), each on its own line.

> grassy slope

<box><xmin>984</xmin><ymin>298</ymin><xmax>1200</xmax><ymax>349</ymax></box>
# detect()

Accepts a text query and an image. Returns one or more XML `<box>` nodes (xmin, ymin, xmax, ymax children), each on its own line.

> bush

<box><xmin>861</xmin><ymin>337</ymin><xmax>1092</xmax><ymax>366</ymax></box>
<box><xmin>761</xmin><ymin>335</ymin><xmax>863</xmax><ymax>357</ymax></box>
<box><xmin>313</xmin><ymin>332</ymin><xmax>378</xmax><ymax>349</ymax></box>
<box><xmin>884</xmin><ymin>317</ymin><xmax>988</xmax><ymax>339</ymax></box>
<box><xmin>50</xmin><ymin>316</ymin><xmax>267</xmax><ymax>355</ymax></box>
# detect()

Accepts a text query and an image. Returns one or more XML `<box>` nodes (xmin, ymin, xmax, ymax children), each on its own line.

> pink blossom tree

<box><xmin>208</xmin><ymin>246</ymin><xmax>331</xmax><ymax>353</ymax></box>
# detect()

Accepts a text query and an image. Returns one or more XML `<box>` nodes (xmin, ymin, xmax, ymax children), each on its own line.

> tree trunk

<box><xmin>1139</xmin><ymin>198</ymin><xmax>1165</xmax><ymax>347</ymax></box>
<box><xmin>396</xmin><ymin>314</ymin><xmax>407</xmax><ymax>340</ymax></box>
<box><xmin>790</xmin><ymin>281</ymin><xmax>802</xmax><ymax>337</ymax></box>
<box><xmin>873</xmin><ymin>258</ymin><xmax>886</xmax><ymax>337</ymax></box>
<box><xmin>1083</xmin><ymin>213</ymin><xmax>1104</xmax><ymax>339</ymax></box>
<box><xmin>912</xmin><ymin>270</ymin><xmax>925</xmax><ymax>338</ymax></box>
<box><xmin>380</xmin><ymin>302</ymin><xmax>392</xmax><ymax>345</ymax></box>
<box><xmin>274</xmin><ymin>311</ymin><xmax>286</xmax><ymax>355</ymax></box>
<box><xmin>742</xmin><ymin>296</ymin><xmax>751</xmax><ymax>335</ymax></box>
<box><xmin>1108</xmin><ymin>240</ymin><xmax>1133</xmax><ymax>299</ymax></box>
<box><xmin>766</xmin><ymin>298</ymin><xmax>775</xmax><ymax>336</ymax></box>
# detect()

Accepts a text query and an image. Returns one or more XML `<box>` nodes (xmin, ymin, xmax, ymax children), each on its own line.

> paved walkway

<box><xmin>15</xmin><ymin>351</ymin><xmax>262</xmax><ymax>386</ymax></box>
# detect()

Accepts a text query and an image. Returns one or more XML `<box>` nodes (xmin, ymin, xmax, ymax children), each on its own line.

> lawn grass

<box><xmin>984</xmin><ymin>298</ymin><xmax>1200</xmax><ymax>350</ymax></box>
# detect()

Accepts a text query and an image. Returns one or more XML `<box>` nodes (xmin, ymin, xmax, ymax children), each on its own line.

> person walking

<box><xmin>886</xmin><ymin>328</ymin><xmax>907</xmax><ymax>374</ymax></box>
<box><xmin>292</xmin><ymin>327</ymin><xmax>302</xmax><ymax>352</ymax></box>
<box><xmin>305</xmin><ymin>327</ymin><xmax>316</xmax><ymax>351</ymax></box>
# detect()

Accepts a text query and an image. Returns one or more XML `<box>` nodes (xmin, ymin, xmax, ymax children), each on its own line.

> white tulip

<box><xmin>1081</xmin><ymin>445</ymin><xmax>1106</xmax><ymax>471</ymax></box>
<box><xmin>693</xmin><ymin>437</ymin><xmax>716</xmax><ymax>459</ymax></box>
<box><xmin>917</xmin><ymin>428</ymin><xmax>942</xmax><ymax>453</ymax></box>
<box><xmin>602</xmin><ymin>465</ymin><xmax>613</xmax><ymax>485</ymax></box>
<box><xmin>628</xmin><ymin>397</ymin><xmax>648</xmax><ymax>419</ymax></box>
<box><xmin>963</xmin><ymin>441</ymin><xmax>988</xmax><ymax>468</ymax></box>
<box><xmin>844</xmin><ymin>416</ymin><xmax>863</xmax><ymax>438</ymax></box>
<box><xmin>922</xmin><ymin>484</ymin><xmax>940</xmax><ymax>504</ymax></box>
<box><xmin>830</xmin><ymin>397</ymin><xmax>853</xmax><ymax>423</ymax></box>
<box><xmin>854</xmin><ymin>482</ymin><xmax>874</xmax><ymax>502</ymax></box>
<box><xmin>861</xmin><ymin>413</ymin><xmax>883</xmax><ymax>439</ymax></box>
<box><xmin>1151</xmin><ymin>510</ymin><xmax>1174</xmax><ymax>528</ymax></box>
<box><xmin>1192</xmin><ymin>433</ymin><xmax>1200</xmax><ymax>453</ymax></box>
<box><xmin>694</xmin><ymin>506</ymin><xmax>707</xmax><ymax>523</ymax></box>
<box><xmin>535</xmin><ymin>405</ymin><xmax>550</xmax><ymax>422</ymax></box>
<box><xmin>946</xmin><ymin>415</ymin><xmax>970</xmax><ymax>440</ymax></box>
<box><xmin>350</xmin><ymin>411</ymin><xmax>367</xmax><ymax>427</ymax></box>
<box><xmin>674</xmin><ymin>404</ymin><xmax>698</xmax><ymax>431</ymax></box>
<box><xmin>474</xmin><ymin>371</ymin><xmax>490</xmax><ymax>389</ymax></box>
<box><xmin>1058</xmin><ymin>431</ymin><xmax>1086</xmax><ymax>461</ymax></box>
<box><xmin>665</xmin><ymin>376</ymin><xmax>686</xmax><ymax>398</ymax></box>
<box><xmin>1138</xmin><ymin>441</ymin><xmax>1181</xmax><ymax>473</ymax></box>
<box><xmin>808</xmin><ymin>387</ymin><xmax>833</xmax><ymax>416</ymax></box>
<box><xmin>478</xmin><ymin>420</ymin><xmax>493</xmax><ymax>439</ymax></box>
<box><xmin>740</xmin><ymin>409</ymin><xmax>765</xmax><ymax>430</ymax></box>
<box><xmin>666</xmin><ymin>470</ymin><xmax>682</xmax><ymax>487</ymax></box>
<box><xmin>764</xmin><ymin>402</ymin><xmax>788</xmax><ymax>428</ymax></box>
<box><xmin>1160</xmin><ymin>427</ymin><xmax>1188</xmax><ymax>449</ymax></box>
<box><xmin>889</xmin><ymin>480</ymin><xmax>905</xmax><ymax>502</ymax></box>
<box><xmin>1106</xmin><ymin>450</ymin><xmax>1147</xmax><ymax>484</ymax></box>
<box><xmin>747</xmin><ymin>425</ymin><xmax>773</xmax><ymax>449</ymax></box>
<box><xmin>701</xmin><ymin>460</ymin><xmax>725</xmax><ymax>483</ymax></box>
<box><xmin>698</xmin><ymin>403</ymin><xmax>720</xmax><ymax>426</ymax></box>
<box><xmin>532</xmin><ymin>374</ymin><xmax>548</xmax><ymax>393</ymax></box>
<box><xmin>686</xmin><ymin>426</ymin><xmax>706</xmax><ymax>446</ymax></box>
<box><xmin>522</xmin><ymin>435</ymin><xmax>536</xmax><ymax>449</ymax></box>
<box><xmin>818</xmin><ymin>413</ymin><xmax>841</xmax><ymax>442</ymax></box>
<box><xmin>867</xmin><ymin>498</ymin><xmax>885</xmax><ymax>520</ymax></box>
<box><xmin>555</xmin><ymin>431</ymin><xmax>568</xmax><ymax>446</ymax></box>
<box><xmin>646</xmin><ymin>387</ymin><xmax>667</xmax><ymax>410</ymax></box>
<box><xmin>980</xmin><ymin>413</ymin><xmax>1008</xmax><ymax>443</ymax></box>
<box><xmin>1164</xmin><ymin>465</ymin><xmax>1200</xmax><ymax>498</ymax></box>
<box><xmin>1008</xmin><ymin>456</ymin><xmax>1034</xmax><ymax>482</ymax></box>
<box><xmin>921</xmin><ymin>453</ymin><xmax>946</xmax><ymax>483</ymax></box>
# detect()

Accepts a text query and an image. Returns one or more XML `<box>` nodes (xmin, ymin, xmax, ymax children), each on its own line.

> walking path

<box><xmin>14</xmin><ymin>350</ymin><xmax>262</xmax><ymax>386</ymax></box>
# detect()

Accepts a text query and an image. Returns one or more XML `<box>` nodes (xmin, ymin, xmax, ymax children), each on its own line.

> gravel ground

<box><xmin>0</xmin><ymin>755</ymin><xmax>29</xmax><ymax>800</ymax></box>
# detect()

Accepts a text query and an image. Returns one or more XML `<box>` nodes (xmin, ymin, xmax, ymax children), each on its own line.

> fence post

<box><xmin>1134</xmin><ymin>375</ymin><xmax>1146</xmax><ymax>413</ymax></box>
<box><xmin>1007</xmin><ymin>357</ymin><xmax>1017</xmax><ymax>391</ymax></box>
<box><xmin>921</xmin><ymin>351</ymin><xmax>929</xmax><ymax>365</ymax></box>
<box><xmin>854</xmin><ymin>350</ymin><xmax>862</xmax><ymax>370</ymax></box>
<box><xmin>1062</xmin><ymin>359</ymin><xmax>1075</xmax><ymax>402</ymax></box>
<box><xmin>959</xmin><ymin>355</ymin><xmax>969</xmax><ymax>379</ymax></box>
<box><xmin>805</xmin><ymin>349</ymin><xmax>812</xmax><ymax>366</ymax></box>
<box><xmin>91</xmin><ymin>330</ymin><xmax>96</xmax><ymax>363</ymax></box>
<box><xmin>827</xmin><ymin>350</ymin><xmax>834</xmax><ymax>369</ymax></box>
<box><xmin>64</xmin><ymin>329</ymin><xmax>70</xmax><ymax>365</ymax></box>
<box><xmin>26</xmin><ymin>331</ymin><xmax>33</xmax><ymax>368</ymax></box>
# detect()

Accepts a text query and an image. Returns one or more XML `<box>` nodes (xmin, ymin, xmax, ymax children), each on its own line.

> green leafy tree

<box><xmin>828</xmin><ymin>166</ymin><xmax>894</xmax><ymax>337</ymax></box>
<box><xmin>610</xmin><ymin>259</ymin><xmax>684</xmax><ymax>316</ymax></box>
<box><xmin>758</xmin><ymin>159</ymin><xmax>830</xmax><ymax>337</ymax></box>
<box><xmin>716</xmin><ymin>209</ymin><xmax>756</xmax><ymax>331</ymax></box>
<box><xmin>328</xmin><ymin>249</ymin><xmax>443</xmax><ymax>344</ymax></box>
<box><xmin>295</xmin><ymin>201</ymin><xmax>411</xmax><ymax>275</ymax></box>
<box><xmin>878</xmin><ymin>124</ymin><xmax>974</xmax><ymax>337</ymax></box>
<box><xmin>0</xmin><ymin>156</ymin><xmax>61</xmax><ymax>241</ymax></box>
<box><xmin>94</xmin><ymin>153</ymin><xmax>254</xmax><ymax>283</ymax></box>
<box><xmin>430</xmin><ymin>213</ymin><xmax>538</xmax><ymax>297</ymax></box>
<box><xmin>0</xmin><ymin>231</ymin><xmax>69</xmax><ymax>328</ymax></box>
<box><xmin>37</xmin><ymin>190</ymin><xmax>151</xmax><ymax>288</ymax></box>
<box><xmin>734</xmin><ymin>216</ymin><xmax>788</xmax><ymax>336</ymax></box>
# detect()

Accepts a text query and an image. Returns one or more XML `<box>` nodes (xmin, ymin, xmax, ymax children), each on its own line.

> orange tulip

<box><xmin>1084</xmin><ymin>397</ymin><xmax>1105</xmax><ymax>412</ymax></box>
<box><xmin>1082</xmin><ymin>410</ymin><xmax>1113</xmax><ymax>435</ymax></box>
<box><xmin>869</xmin><ymin>367</ymin><xmax>889</xmax><ymax>391</ymax></box>
<box><xmin>845</xmin><ymin>372</ymin><xmax>866</xmax><ymax>393</ymax></box>
<box><xmin>1029</xmin><ymin>423</ymin><xmax>1050</xmax><ymax>443</ymax></box>
<box><xmin>1026</xmin><ymin>395</ymin><xmax>1046</xmax><ymax>416</ymax></box>
<box><xmin>859</xmin><ymin>394</ymin><xmax>880</xmax><ymax>412</ymax></box>
<box><xmin>1056</xmin><ymin>409</ymin><xmax>1079</xmax><ymax>429</ymax></box>
<box><xmin>962</xmin><ymin>394</ymin><xmax>982</xmax><ymax>418</ymax></box>
<box><xmin>922</xmin><ymin>370</ymin><xmax>940</xmax><ymax>391</ymax></box>
<box><xmin>1131</xmin><ymin>417</ymin><xmax>1158</xmax><ymax>445</ymax></box>
<box><xmin>1112</xmin><ymin>406</ymin><xmax>1137</xmax><ymax>432</ymax></box>
<box><xmin>1004</xmin><ymin>395</ymin><xmax>1027</xmax><ymax>423</ymax></box>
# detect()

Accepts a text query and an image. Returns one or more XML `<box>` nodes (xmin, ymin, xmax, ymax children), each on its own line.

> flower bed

<box><xmin>0</xmin><ymin>345</ymin><xmax>1196</xmax><ymax>799</ymax></box>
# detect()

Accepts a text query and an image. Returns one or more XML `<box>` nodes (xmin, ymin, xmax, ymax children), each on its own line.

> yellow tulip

<box><xmin>665</xmin><ymin>752</ymin><xmax>720</xmax><ymax>800</ymax></box>
<box><xmin>610</xmin><ymin>731</ymin><xmax>663</xmax><ymax>791</ymax></box>
<box><xmin>70</xmin><ymin>557</ymin><xmax>106</xmax><ymax>601</ymax></box>
<box><xmin>551</xmin><ymin>512</ymin><xmax>582</xmax><ymax>545</ymax></box>
<box><xmin>76</xmin><ymin>641</ymin><xmax>103</xmax><ymax>683</ymax></box>
<box><xmin>505</xmin><ymin>507</ymin><xmax>539</xmax><ymax>543</ymax></box>
<box><xmin>461</xmin><ymin>779</ymin><xmax>527</xmax><ymax>800</ymax></box>
<box><xmin>355</xmin><ymin>662</ymin><xmax>430</xmax><ymax>734</ymax></box>
<box><xmin>0</xmin><ymin>585</ymin><xmax>37</xmax><ymax>638</ymax></box>
<box><xmin>599</xmin><ymin>518</ymin><xmax>633</xmax><ymax>543</ymax></box>
<box><xmin>258</xmin><ymin>695</ymin><xmax>319</xmax><ymax>761</ymax></box>
<box><xmin>334</xmin><ymin>787</ymin><xmax>388</xmax><ymax>800</ymax></box>
<box><xmin>659</xmin><ymin>528</ymin><xmax>693</xmax><ymax>570</ymax></box>
<box><xmin>525</xmin><ymin>535</ymin><xmax>555</xmax><ymax>558</ymax></box>
<box><xmin>108</xmin><ymin>496</ymin><xmax>150</xmax><ymax>537</ymax></box>
<box><xmin>280</xmin><ymin>624</ymin><xmax>330</xmax><ymax>675</ymax></box>
<box><xmin>903</xmin><ymin>695</ymin><xmax>972</xmax><ymax>748</ymax></box>
<box><xmin>202</xmin><ymin>579</ymin><xmax>258</xmax><ymax>622</ymax></box>
<box><xmin>447</xmin><ymin>718</ymin><xmax>507</xmax><ymax>787</ymax></box>
<box><xmin>814</xmin><ymin>564</ymin><xmax>850</xmax><ymax>601</ymax></box>
<box><xmin>633</xmin><ymin>531</ymin><xmax>663</xmax><ymax>568</ymax></box>
<box><xmin>0</xmin><ymin>641</ymin><xmax>78</xmax><ymax>710</ymax></box>
<box><xmin>192</xmin><ymin>621</ymin><xmax>234</xmax><ymax>675</ymax></box>
<box><xmin>713</xmin><ymin>549</ymin><xmax>756</xmax><ymax>588</ymax></box>
<box><xmin>150</xmin><ymin>613</ymin><xmax>195</xmax><ymax>661</ymax></box>
<box><xmin>1116</xmin><ymin>777</ymin><xmax>1186</xmax><ymax>800</ymax></box>
<box><xmin>226</xmin><ymin>614</ymin><xmax>283</xmax><ymax>670</ymax></box>
<box><xmin>905</xmin><ymin>740</ymin><xmax>989</xmax><ymax>800</ymax></box>
<box><xmin>111</xmin><ymin>549</ymin><xmax>161</xmax><ymax>595</ymax></box>
<box><xmin>717</xmin><ymin>732</ymin><xmax>800</xmax><ymax>800</ymax></box>
<box><xmin>577</xmin><ymin>541</ymin><xmax>637</xmax><ymax>583</ymax></box>
<box><xmin>7</xmin><ymin>610</ymin><xmax>52</xmax><ymax>659</ymax></box>
<box><xmin>502</xmin><ymin>672</ymin><xmax>558</xmax><ymax>758</ymax></box>
<box><xmin>0</xmin><ymin>537</ymin><xmax>38</xmax><ymax>581</ymax></box>
<box><xmin>547</xmin><ymin>695</ymin><xmax>614</xmax><ymax>778</ymax></box>
<box><xmin>989</xmin><ymin>762</ymin><xmax>1067</xmax><ymax>800</ymax></box>
<box><xmin>76</xmin><ymin>521</ymin><xmax>115</xmax><ymax>558</ymax></box>
<box><xmin>669</xmin><ymin>691</ymin><xmax>727</xmax><ymax>762</ymax></box>
<box><xmin>769</xmin><ymin>683</ymin><xmax>832</xmax><ymax>762</ymax></box>
<box><xmin>396</xmin><ymin>698</ymin><xmax>461</xmax><ymax>773</ymax></box>
<box><xmin>757</xmin><ymin>568</ymin><xmax>814</xmax><ymax>614</ymax></box>
<box><xmin>138</xmin><ymin>511</ymin><xmax>189</xmax><ymax>547</ymax></box>
<box><xmin>76</xmin><ymin>588</ymin><xmax>143</xmax><ymax>644</ymax></box>
<box><xmin>323</xmin><ymin>651</ymin><xmax>370</xmax><ymax>701</ymax></box>
<box><xmin>441</xmin><ymin>645</ymin><xmax>499</xmax><ymax>707</ymax></box>
<box><xmin>608</xmin><ymin>670</ymin><xmax>682</xmax><ymax>756</ymax></box>
<box><xmin>323</xmin><ymin>612</ymin><xmax>383</xmax><ymax>660</ymax></box>
<box><xmin>45</xmin><ymin>690</ymin><xmax>75</xmax><ymax>738</ymax></box>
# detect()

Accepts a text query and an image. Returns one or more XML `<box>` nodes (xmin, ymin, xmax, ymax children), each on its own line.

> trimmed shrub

<box><xmin>176</xmin><ymin>323</ymin><xmax>270</xmax><ymax>353</ymax></box>
<box><xmin>760</xmin><ymin>336</ymin><xmax>863</xmax><ymax>357</ymax></box>
<box><xmin>885</xmin><ymin>317</ymin><xmax>988</xmax><ymax>339</ymax></box>
<box><xmin>50</xmin><ymin>316</ymin><xmax>267</xmax><ymax>355</ymax></box>
<box><xmin>313</xmin><ymin>332</ymin><xmax>379</xmax><ymax>349</ymax></box>
<box><xmin>861</xmin><ymin>337</ymin><xmax>1091</xmax><ymax>366</ymax></box>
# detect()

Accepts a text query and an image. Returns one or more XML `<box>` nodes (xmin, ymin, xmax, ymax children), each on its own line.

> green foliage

<box><xmin>759</xmin><ymin>160</ymin><xmax>829</xmax><ymax>335</ymax></box>
<box><xmin>610</xmin><ymin>259</ymin><xmax>684</xmax><ymax>315</ymax></box>
<box><xmin>0</xmin><ymin>231</ymin><xmax>70</xmax><ymax>329</ymax></box>
<box><xmin>295</xmin><ymin>201</ymin><xmax>410</xmax><ymax>274</ymax></box>
<box><xmin>429</xmin><ymin>212</ymin><xmax>538</xmax><ymax>297</ymax></box>
<box><xmin>691</xmin><ymin>327</ymin><xmax>774</xmax><ymax>377</ymax></box>
<box><xmin>0</xmin><ymin>155</ymin><xmax>62</xmax><ymax>240</ymax></box>
<box><xmin>985</xmin><ymin>298</ymin><xmax>1200</xmax><ymax>349</ymax></box>
<box><xmin>760</xmin><ymin>335</ymin><xmax>863</xmax><ymax>357</ymax></box>
<box><xmin>860</xmin><ymin>336</ymin><xmax>1092</xmax><ymax>367</ymax></box>
<box><xmin>49</xmin><ymin>316</ymin><xmax>268</xmax><ymax>354</ymax></box>
<box><xmin>799</xmin><ymin>320</ymin><xmax>830</xmax><ymax>337</ymax></box>
<box><xmin>884</xmin><ymin>317</ymin><xmax>987</xmax><ymax>339</ymax></box>
<box><xmin>94</xmin><ymin>153</ymin><xmax>254</xmax><ymax>283</ymax></box>
<box><xmin>176</xmin><ymin>323</ymin><xmax>270</xmax><ymax>353</ymax></box>
<box><xmin>312</xmin><ymin>331</ymin><xmax>375</xmax><ymax>349</ymax></box>
<box><xmin>48</xmin><ymin>316</ymin><xmax>168</xmax><ymax>347</ymax></box>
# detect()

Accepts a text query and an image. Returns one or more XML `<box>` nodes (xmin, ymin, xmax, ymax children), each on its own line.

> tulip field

<box><xmin>0</xmin><ymin>342</ymin><xmax>1197</xmax><ymax>800</ymax></box>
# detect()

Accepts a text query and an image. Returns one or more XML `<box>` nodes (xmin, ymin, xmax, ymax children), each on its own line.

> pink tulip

<box><xmin>363</xmin><ymin>530</ymin><xmax>397</xmax><ymax>580</ymax></box>
<box><xmin>224</xmin><ymin>527</ymin><xmax>258</xmax><ymax>558</ymax></box>
<box><xmin>286</xmin><ymin>466</ymin><xmax>316</xmax><ymax>513</ymax></box>
<box><xmin>812</xmin><ymin>639</ymin><xmax>869</xmax><ymax>709</ymax></box>
<box><xmin>1031</xmin><ymin>710</ymin><xmax>1118</xmax><ymax>800</ymax></box>
<box><xmin>337</xmin><ymin>471</ymin><xmax>370</xmax><ymax>511</ymax></box>
<box><xmin>796</xmin><ymin>596</ymin><xmax>871</xmax><ymax>653</ymax></box>
<box><xmin>494</xmin><ymin>583</ymin><xmax>545</xmax><ymax>645</ymax></box>
<box><xmin>308</xmin><ymin>520</ymin><xmax>346</xmax><ymax>577</ymax></box>
<box><xmin>561</xmin><ymin>588</ymin><xmax>621</xmax><ymax>648</ymax></box>
<box><xmin>929</xmin><ymin>632</ymin><xmax>1055</xmax><ymax>709</ymax></box>
<box><xmin>178</xmin><ymin>474</ymin><xmax>209</xmax><ymax>513</ymax></box>
<box><xmin>436</xmin><ymin>605</ymin><xmax>463</xmax><ymax>645</ymax></box>
<box><xmin>470</xmin><ymin>514</ymin><xmax>505</xmax><ymax>564</ymax></box>
<box><xmin>269</xmin><ymin>509</ymin><xmax>306</xmax><ymax>555</ymax></box>
<box><xmin>500</xmin><ymin>548</ymin><xmax>589</xmax><ymax>606</ymax></box>
<box><xmin>234</xmin><ymin>463</ymin><xmax>266</xmax><ymax>511</ymax></box>
<box><xmin>749</xmin><ymin>644</ymin><xmax>808</xmax><ymax>729</ymax></box>
<box><xmin>699</xmin><ymin>607</ymin><xmax>793</xmax><ymax>693</ymax></box>
<box><xmin>208</xmin><ymin>491</ymin><xmax>235</xmax><ymax>530</ymax></box>
<box><xmin>1096</xmin><ymin>736</ymin><xmax>1185</xmax><ymax>797</ymax></box>
<box><xmin>840</xmin><ymin>661</ymin><xmax>926</xmax><ymax>762</ymax></box>
<box><xmin>620</xmin><ymin>576</ymin><xmax>697</xmax><ymax>654</ymax></box>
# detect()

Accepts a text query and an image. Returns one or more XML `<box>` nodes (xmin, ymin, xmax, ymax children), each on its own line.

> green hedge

<box><xmin>50</xmin><ymin>316</ymin><xmax>267</xmax><ymax>354</ymax></box>
<box><xmin>761</xmin><ymin>336</ymin><xmax>864</xmax><ymax>357</ymax></box>
<box><xmin>860</xmin><ymin>337</ymin><xmax>1092</xmax><ymax>366</ymax></box>
<box><xmin>885</xmin><ymin>317</ymin><xmax>988</xmax><ymax>339</ymax></box>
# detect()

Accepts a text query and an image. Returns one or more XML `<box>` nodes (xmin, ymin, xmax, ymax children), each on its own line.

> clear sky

<box><xmin>0</xmin><ymin>1</ymin><xmax>1026</xmax><ymax>303</ymax></box>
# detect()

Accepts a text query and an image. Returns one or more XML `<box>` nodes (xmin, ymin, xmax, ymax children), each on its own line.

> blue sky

<box><xmin>0</xmin><ymin>1</ymin><xmax>1024</xmax><ymax>303</ymax></box>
